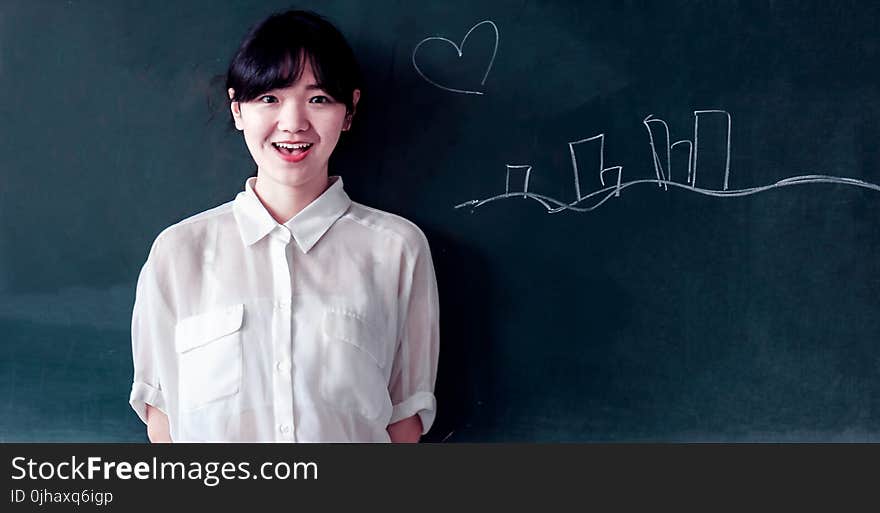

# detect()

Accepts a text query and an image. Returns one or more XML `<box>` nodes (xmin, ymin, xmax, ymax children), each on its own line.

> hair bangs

<box><xmin>226</xmin><ymin>10</ymin><xmax>362</xmax><ymax>112</ymax></box>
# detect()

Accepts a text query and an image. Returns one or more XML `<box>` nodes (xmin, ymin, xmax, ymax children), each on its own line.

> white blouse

<box><xmin>129</xmin><ymin>176</ymin><xmax>439</xmax><ymax>442</ymax></box>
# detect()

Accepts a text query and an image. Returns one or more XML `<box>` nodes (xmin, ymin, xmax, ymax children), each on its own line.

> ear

<box><xmin>228</xmin><ymin>88</ymin><xmax>243</xmax><ymax>131</ymax></box>
<box><xmin>343</xmin><ymin>89</ymin><xmax>361</xmax><ymax>131</ymax></box>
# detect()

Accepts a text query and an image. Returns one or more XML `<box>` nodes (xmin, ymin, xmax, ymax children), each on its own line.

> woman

<box><xmin>129</xmin><ymin>10</ymin><xmax>439</xmax><ymax>442</ymax></box>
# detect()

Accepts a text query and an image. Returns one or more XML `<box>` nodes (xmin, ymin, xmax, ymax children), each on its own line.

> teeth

<box><xmin>274</xmin><ymin>142</ymin><xmax>312</xmax><ymax>150</ymax></box>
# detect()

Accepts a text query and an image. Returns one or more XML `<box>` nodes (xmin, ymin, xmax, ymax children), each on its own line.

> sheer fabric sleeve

<box><xmin>129</xmin><ymin>240</ymin><xmax>174</xmax><ymax>425</ymax></box>
<box><xmin>388</xmin><ymin>230</ymin><xmax>440</xmax><ymax>435</ymax></box>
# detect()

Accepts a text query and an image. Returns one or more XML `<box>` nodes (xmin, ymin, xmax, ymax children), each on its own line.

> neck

<box><xmin>253</xmin><ymin>174</ymin><xmax>330</xmax><ymax>224</ymax></box>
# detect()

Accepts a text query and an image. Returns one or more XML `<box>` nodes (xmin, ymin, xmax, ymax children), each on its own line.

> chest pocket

<box><xmin>175</xmin><ymin>304</ymin><xmax>244</xmax><ymax>411</ymax></box>
<box><xmin>320</xmin><ymin>309</ymin><xmax>391</xmax><ymax>420</ymax></box>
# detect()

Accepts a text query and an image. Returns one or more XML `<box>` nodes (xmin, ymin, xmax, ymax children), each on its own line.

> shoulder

<box><xmin>147</xmin><ymin>201</ymin><xmax>236</xmax><ymax>263</ymax></box>
<box><xmin>343</xmin><ymin>201</ymin><xmax>431</xmax><ymax>255</ymax></box>
<box><xmin>135</xmin><ymin>201</ymin><xmax>238</xmax><ymax>313</ymax></box>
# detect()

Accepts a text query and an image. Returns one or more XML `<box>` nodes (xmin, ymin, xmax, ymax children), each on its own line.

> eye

<box><xmin>309</xmin><ymin>95</ymin><xmax>332</xmax><ymax>104</ymax></box>
<box><xmin>258</xmin><ymin>95</ymin><xmax>278</xmax><ymax>104</ymax></box>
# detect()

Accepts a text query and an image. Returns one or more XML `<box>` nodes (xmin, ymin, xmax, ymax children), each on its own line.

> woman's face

<box><xmin>229</xmin><ymin>62</ymin><xmax>360</xmax><ymax>192</ymax></box>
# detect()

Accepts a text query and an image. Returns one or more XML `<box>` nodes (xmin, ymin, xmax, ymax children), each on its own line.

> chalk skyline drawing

<box><xmin>455</xmin><ymin>110</ymin><xmax>880</xmax><ymax>213</ymax></box>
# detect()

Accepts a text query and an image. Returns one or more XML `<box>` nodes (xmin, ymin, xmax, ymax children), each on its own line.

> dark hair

<box><xmin>225</xmin><ymin>10</ymin><xmax>362</xmax><ymax>114</ymax></box>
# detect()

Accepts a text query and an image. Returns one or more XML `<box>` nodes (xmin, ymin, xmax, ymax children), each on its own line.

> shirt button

<box><xmin>279</xmin><ymin>424</ymin><xmax>291</xmax><ymax>434</ymax></box>
<box><xmin>275</xmin><ymin>300</ymin><xmax>291</xmax><ymax>309</ymax></box>
<box><xmin>275</xmin><ymin>360</ymin><xmax>291</xmax><ymax>373</ymax></box>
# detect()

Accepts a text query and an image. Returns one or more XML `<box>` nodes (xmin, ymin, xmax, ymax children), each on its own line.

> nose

<box><xmin>276</xmin><ymin>101</ymin><xmax>310</xmax><ymax>133</ymax></box>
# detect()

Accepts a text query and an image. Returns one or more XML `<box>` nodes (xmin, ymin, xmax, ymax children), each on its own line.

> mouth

<box><xmin>271</xmin><ymin>142</ymin><xmax>313</xmax><ymax>162</ymax></box>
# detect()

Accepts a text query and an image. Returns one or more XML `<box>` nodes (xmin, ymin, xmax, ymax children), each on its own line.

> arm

<box><xmin>387</xmin><ymin>230</ymin><xmax>440</xmax><ymax>441</ymax></box>
<box><xmin>131</xmin><ymin>240</ymin><xmax>175</xmax><ymax>442</ymax></box>
<box><xmin>146</xmin><ymin>404</ymin><xmax>172</xmax><ymax>443</ymax></box>
<box><xmin>387</xmin><ymin>414</ymin><xmax>423</xmax><ymax>443</ymax></box>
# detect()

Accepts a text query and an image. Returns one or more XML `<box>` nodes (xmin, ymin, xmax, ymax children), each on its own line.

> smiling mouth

<box><xmin>272</xmin><ymin>142</ymin><xmax>313</xmax><ymax>154</ymax></box>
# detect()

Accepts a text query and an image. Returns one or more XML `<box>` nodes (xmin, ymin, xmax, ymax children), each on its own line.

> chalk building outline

<box><xmin>456</xmin><ymin>110</ymin><xmax>880</xmax><ymax>214</ymax></box>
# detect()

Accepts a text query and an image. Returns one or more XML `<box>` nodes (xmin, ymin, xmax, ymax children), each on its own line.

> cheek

<box><xmin>242</xmin><ymin>131</ymin><xmax>262</xmax><ymax>151</ymax></box>
<box><xmin>320</xmin><ymin>109</ymin><xmax>348</xmax><ymax>133</ymax></box>
<box><xmin>239</xmin><ymin>110</ymin><xmax>270</xmax><ymax>138</ymax></box>
<box><xmin>241</xmin><ymin>129</ymin><xmax>271</xmax><ymax>163</ymax></box>
<box><xmin>321</xmin><ymin>117</ymin><xmax>347</xmax><ymax>143</ymax></box>
<box><xmin>321</xmin><ymin>131</ymin><xmax>343</xmax><ymax>153</ymax></box>
<box><xmin>241</xmin><ymin>122</ymin><xmax>271</xmax><ymax>147</ymax></box>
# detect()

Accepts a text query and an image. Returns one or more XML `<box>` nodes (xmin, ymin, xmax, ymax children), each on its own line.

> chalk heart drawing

<box><xmin>412</xmin><ymin>20</ymin><xmax>499</xmax><ymax>95</ymax></box>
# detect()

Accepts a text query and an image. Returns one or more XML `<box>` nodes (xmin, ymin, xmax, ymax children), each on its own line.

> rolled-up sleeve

<box><xmin>129</xmin><ymin>242</ymin><xmax>173</xmax><ymax>425</ymax></box>
<box><xmin>389</xmin><ymin>230</ymin><xmax>440</xmax><ymax>434</ymax></box>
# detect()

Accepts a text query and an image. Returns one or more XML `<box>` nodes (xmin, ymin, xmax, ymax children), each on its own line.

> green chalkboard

<box><xmin>2</xmin><ymin>0</ymin><xmax>879</xmax><ymax>441</ymax></box>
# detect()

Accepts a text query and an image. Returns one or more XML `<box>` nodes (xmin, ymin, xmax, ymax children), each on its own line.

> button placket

<box><xmin>270</xmin><ymin>231</ymin><xmax>295</xmax><ymax>441</ymax></box>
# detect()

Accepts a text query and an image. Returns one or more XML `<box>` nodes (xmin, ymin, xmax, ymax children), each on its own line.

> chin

<box><xmin>265</xmin><ymin>168</ymin><xmax>323</xmax><ymax>187</ymax></box>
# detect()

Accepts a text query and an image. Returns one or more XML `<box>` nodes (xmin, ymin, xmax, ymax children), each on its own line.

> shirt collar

<box><xmin>233</xmin><ymin>176</ymin><xmax>351</xmax><ymax>253</ymax></box>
